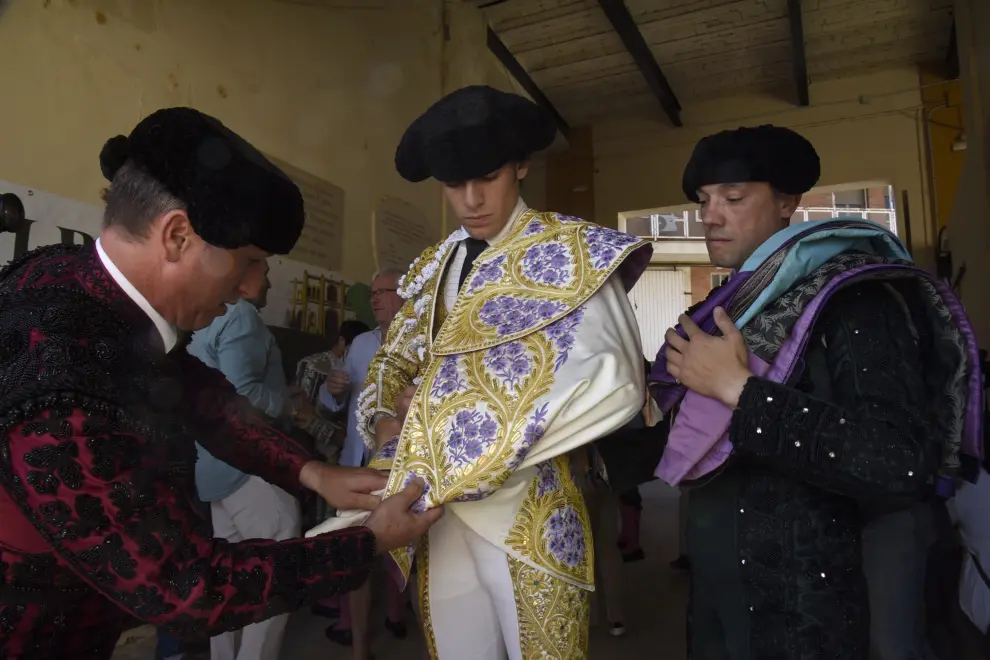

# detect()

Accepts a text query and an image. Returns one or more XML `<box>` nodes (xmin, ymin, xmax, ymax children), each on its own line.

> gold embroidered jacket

<box><xmin>310</xmin><ymin>210</ymin><xmax>653</xmax><ymax>590</ymax></box>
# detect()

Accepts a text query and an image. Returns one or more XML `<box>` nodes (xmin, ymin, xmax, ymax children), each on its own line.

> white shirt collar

<box><xmin>95</xmin><ymin>238</ymin><xmax>178</xmax><ymax>353</ymax></box>
<box><xmin>474</xmin><ymin>197</ymin><xmax>528</xmax><ymax>247</ymax></box>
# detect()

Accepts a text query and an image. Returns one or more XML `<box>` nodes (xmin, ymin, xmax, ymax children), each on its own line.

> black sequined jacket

<box><xmin>600</xmin><ymin>277</ymin><xmax>941</xmax><ymax>660</ymax></box>
<box><xmin>0</xmin><ymin>244</ymin><xmax>376</xmax><ymax>660</ymax></box>
<box><xmin>703</xmin><ymin>277</ymin><xmax>939</xmax><ymax>659</ymax></box>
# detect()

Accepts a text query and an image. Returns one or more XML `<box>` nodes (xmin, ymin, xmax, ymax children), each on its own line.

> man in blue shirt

<box><xmin>321</xmin><ymin>268</ymin><xmax>403</xmax><ymax>470</ymax></box>
<box><xmin>188</xmin><ymin>267</ymin><xmax>315</xmax><ymax>660</ymax></box>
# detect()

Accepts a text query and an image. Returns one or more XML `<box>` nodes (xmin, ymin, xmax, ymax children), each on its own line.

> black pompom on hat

<box><xmin>99</xmin><ymin>108</ymin><xmax>304</xmax><ymax>255</ymax></box>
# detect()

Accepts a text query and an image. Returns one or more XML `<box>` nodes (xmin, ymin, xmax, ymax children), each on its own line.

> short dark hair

<box><xmin>101</xmin><ymin>160</ymin><xmax>185</xmax><ymax>238</ymax></box>
<box><xmin>338</xmin><ymin>320</ymin><xmax>370</xmax><ymax>347</ymax></box>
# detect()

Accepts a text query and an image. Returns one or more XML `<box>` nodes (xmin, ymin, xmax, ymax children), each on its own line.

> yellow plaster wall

<box><xmin>946</xmin><ymin>0</ymin><xmax>990</xmax><ymax>348</ymax></box>
<box><xmin>0</xmin><ymin>0</ymin><xmax>543</xmax><ymax>281</ymax></box>
<box><xmin>920</xmin><ymin>71</ymin><xmax>967</xmax><ymax>231</ymax></box>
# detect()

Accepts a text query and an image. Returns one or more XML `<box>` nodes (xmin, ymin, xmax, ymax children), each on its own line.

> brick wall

<box><xmin>799</xmin><ymin>186</ymin><xmax>889</xmax><ymax>210</ymax></box>
<box><xmin>801</xmin><ymin>191</ymin><xmax>833</xmax><ymax>206</ymax></box>
<box><xmin>689</xmin><ymin>266</ymin><xmax>731</xmax><ymax>305</ymax></box>
<box><xmin>867</xmin><ymin>186</ymin><xmax>888</xmax><ymax>208</ymax></box>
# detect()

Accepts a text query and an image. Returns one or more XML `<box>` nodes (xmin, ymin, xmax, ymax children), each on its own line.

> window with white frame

<box><xmin>621</xmin><ymin>183</ymin><xmax>898</xmax><ymax>238</ymax></box>
<box><xmin>711</xmin><ymin>272</ymin><xmax>730</xmax><ymax>288</ymax></box>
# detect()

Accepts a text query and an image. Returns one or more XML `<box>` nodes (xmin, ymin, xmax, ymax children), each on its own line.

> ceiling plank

<box><xmin>596</xmin><ymin>0</ymin><xmax>682</xmax><ymax>127</ymax></box>
<box><xmin>787</xmin><ymin>0</ymin><xmax>810</xmax><ymax>106</ymax></box>
<box><xmin>486</xmin><ymin>27</ymin><xmax>571</xmax><ymax>139</ymax></box>
<box><xmin>945</xmin><ymin>18</ymin><xmax>959</xmax><ymax>79</ymax></box>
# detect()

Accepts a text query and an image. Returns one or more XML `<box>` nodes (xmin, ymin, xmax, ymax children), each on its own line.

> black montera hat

<box><xmin>99</xmin><ymin>107</ymin><xmax>304</xmax><ymax>254</ymax></box>
<box><xmin>395</xmin><ymin>85</ymin><xmax>558</xmax><ymax>183</ymax></box>
<box><xmin>682</xmin><ymin>125</ymin><xmax>821</xmax><ymax>203</ymax></box>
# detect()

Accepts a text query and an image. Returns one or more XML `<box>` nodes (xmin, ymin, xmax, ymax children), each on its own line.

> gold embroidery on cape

<box><xmin>425</xmin><ymin>245</ymin><xmax>457</xmax><ymax>350</ymax></box>
<box><xmin>367</xmin><ymin>211</ymin><xmax>646</xmax><ymax>587</ymax></box>
<box><xmin>356</xmin><ymin>294</ymin><xmax>422</xmax><ymax>447</ymax></box>
<box><xmin>416</xmin><ymin>538</ymin><xmax>438</xmax><ymax>660</ymax></box>
<box><xmin>505</xmin><ymin>455</ymin><xmax>595</xmax><ymax>587</ymax></box>
<box><xmin>509</xmin><ymin>555</ymin><xmax>591</xmax><ymax>659</ymax></box>
<box><xmin>385</xmin><ymin>328</ymin><xmax>556</xmax><ymax>502</ymax></box>
<box><xmin>432</xmin><ymin>213</ymin><xmax>649</xmax><ymax>355</ymax></box>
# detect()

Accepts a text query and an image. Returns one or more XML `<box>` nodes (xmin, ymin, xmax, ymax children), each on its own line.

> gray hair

<box><xmin>102</xmin><ymin>160</ymin><xmax>185</xmax><ymax>239</ymax></box>
<box><xmin>371</xmin><ymin>267</ymin><xmax>404</xmax><ymax>282</ymax></box>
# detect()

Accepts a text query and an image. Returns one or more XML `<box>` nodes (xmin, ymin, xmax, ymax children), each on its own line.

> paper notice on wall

<box><xmin>373</xmin><ymin>196</ymin><xmax>434</xmax><ymax>273</ymax></box>
<box><xmin>0</xmin><ymin>180</ymin><xmax>103</xmax><ymax>266</ymax></box>
<box><xmin>268</xmin><ymin>157</ymin><xmax>345</xmax><ymax>272</ymax></box>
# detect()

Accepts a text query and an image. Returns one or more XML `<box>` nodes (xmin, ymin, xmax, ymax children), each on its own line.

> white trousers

<box><xmin>209</xmin><ymin>476</ymin><xmax>301</xmax><ymax>660</ymax></box>
<box><xmin>419</xmin><ymin>511</ymin><xmax>590</xmax><ymax>660</ymax></box>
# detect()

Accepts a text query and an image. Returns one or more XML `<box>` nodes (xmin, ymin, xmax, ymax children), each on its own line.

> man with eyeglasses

<box><xmin>322</xmin><ymin>268</ymin><xmax>405</xmax><ymax>470</ymax></box>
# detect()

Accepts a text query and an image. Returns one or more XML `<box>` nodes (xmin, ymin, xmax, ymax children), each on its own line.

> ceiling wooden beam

<box><xmin>787</xmin><ymin>0</ymin><xmax>810</xmax><ymax>106</ymax></box>
<box><xmin>945</xmin><ymin>18</ymin><xmax>959</xmax><ymax>80</ymax></box>
<box><xmin>486</xmin><ymin>27</ymin><xmax>571</xmax><ymax>139</ymax></box>
<box><xmin>597</xmin><ymin>0</ymin><xmax>682</xmax><ymax>127</ymax></box>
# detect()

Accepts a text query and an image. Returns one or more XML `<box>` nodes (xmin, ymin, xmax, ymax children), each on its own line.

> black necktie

<box><xmin>458</xmin><ymin>237</ymin><xmax>488</xmax><ymax>292</ymax></box>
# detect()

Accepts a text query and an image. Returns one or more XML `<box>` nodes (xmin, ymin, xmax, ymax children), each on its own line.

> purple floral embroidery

<box><xmin>468</xmin><ymin>254</ymin><xmax>506</xmax><ymax>293</ymax></box>
<box><xmin>556</xmin><ymin>213</ymin><xmax>584</xmax><ymax>224</ymax></box>
<box><xmin>376</xmin><ymin>436</ymin><xmax>399</xmax><ymax>461</ymax></box>
<box><xmin>524</xmin><ymin>220</ymin><xmax>545</xmax><ymax>235</ymax></box>
<box><xmin>478</xmin><ymin>296</ymin><xmax>567</xmax><ymax>337</ymax></box>
<box><xmin>536</xmin><ymin>460</ymin><xmax>561</xmax><ymax>497</ymax></box>
<box><xmin>483</xmin><ymin>342</ymin><xmax>532</xmax><ymax>388</ymax></box>
<box><xmin>584</xmin><ymin>225</ymin><xmax>639</xmax><ymax>270</ymax></box>
<box><xmin>447</xmin><ymin>409</ymin><xmax>499</xmax><ymax>467</ymax></box>
<box><xmin>543</xmin><ymin>306</ymin><xmax>585</xmax><ymax>371</ymax></box>
<box><xmin>401</xmin><ymin>472</ymin><xmax>431</xmax><ymax>513</ymax></box>
<box><xmin>522</xmin><ymin>242</ymin><xmax>572</xmax><ymax>287</ymax></box>
<box><xmin>523</xmin><ymin>403</ymin><xmax>549</xmax><ymax>449</ymax></box>
<box><xmin>545</xmin><ymin>505</ymin><xmax>585</xmax><ymax>568</ymax></box>
<box><xmin>431</xmin><ymin>356</ymin><xmax>464</xmax><ymax>399</ymax></box>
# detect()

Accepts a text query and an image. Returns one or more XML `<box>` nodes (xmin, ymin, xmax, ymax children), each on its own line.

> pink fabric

<box><xmin>655</xmin><ymin>353</ymin><xmax>771</xmax><ymax>485</ymax></box>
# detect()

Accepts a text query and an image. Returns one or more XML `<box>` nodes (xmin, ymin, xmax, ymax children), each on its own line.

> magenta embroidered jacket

<box><xmin>0</xmin><ymin>244</ymin><xmax>376</xmax><ymax>660</ymax></box>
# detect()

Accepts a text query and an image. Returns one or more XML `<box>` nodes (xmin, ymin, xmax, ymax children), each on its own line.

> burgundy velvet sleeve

<box><xmin>178</xmin><ymin>352</ymin><xmax>314</xmax><ymax>497</ymax></box>
<box><xmin>0</xmin><ymin>407</ymin><xmax>376</xmax><ymax>637</ymax></box>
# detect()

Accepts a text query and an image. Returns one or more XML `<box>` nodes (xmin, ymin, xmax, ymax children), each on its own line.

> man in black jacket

<box><xmin>600</xmin><ymin>125</ymin><xmax>978</xmax><ymax>660</ymax></box>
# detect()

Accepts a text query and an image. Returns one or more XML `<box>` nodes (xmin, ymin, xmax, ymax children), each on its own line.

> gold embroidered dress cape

<box><xmin>308</xmin><ymin>209</ymin><xmax>652</xmax><ymax>591</ymax></box>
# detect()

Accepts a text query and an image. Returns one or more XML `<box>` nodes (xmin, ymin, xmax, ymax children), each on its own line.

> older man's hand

<box><xmin>299</xmin><ymin>462</ymin><xmax>387</xmax><ymax>512</ymax></box>
<box><xmin>364</xmin><ymin>479</ymin><xmax>444</xmax><ymax>553</ymax></box>
<box><xmin>664</xmin><ymin>306</ymin><xmax>753</xmax><ymax>408</ymax></box>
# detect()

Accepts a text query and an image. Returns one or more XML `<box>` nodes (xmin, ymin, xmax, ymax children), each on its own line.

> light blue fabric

<box><xmin>319</xmin><ymin>327</ymin><xmax>383</xmax><ymax>468</ymax></box>
<box><xmin>188</xmin><ymin>300</ymin><xmax>289</xmax><ymax>502</ymax></box>
<box><xmin>733</xmin><ymin>218</ymin><xmax>913</xmax><ymax>329</ymax></box>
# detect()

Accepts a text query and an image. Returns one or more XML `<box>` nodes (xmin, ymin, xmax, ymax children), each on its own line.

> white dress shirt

<box><xmin>443</xmin><ymin>197</ymin><xmax>528</xmax><ymax>311</ymax></box>
<box><xmin>95</xmin><ymin>238</ymin><xmax>178</xmax><ymax>353</ymax></box>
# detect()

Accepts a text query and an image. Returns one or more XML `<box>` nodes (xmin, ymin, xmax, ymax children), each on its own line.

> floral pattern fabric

<box><xmin>349</xmin><ymin>210</ymin><xmax>650</xmax><ymax>590</ymax></box>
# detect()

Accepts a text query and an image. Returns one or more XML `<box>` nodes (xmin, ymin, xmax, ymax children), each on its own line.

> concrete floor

<box><xmin>108</xmin><ymin>479</ymin><xmax>988</xmax><ymax>660</ymax></box>
<box><xmin>112</xmin><ymin>480</ymin><xmax>688</xmax><ymax>660</ymax></box>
